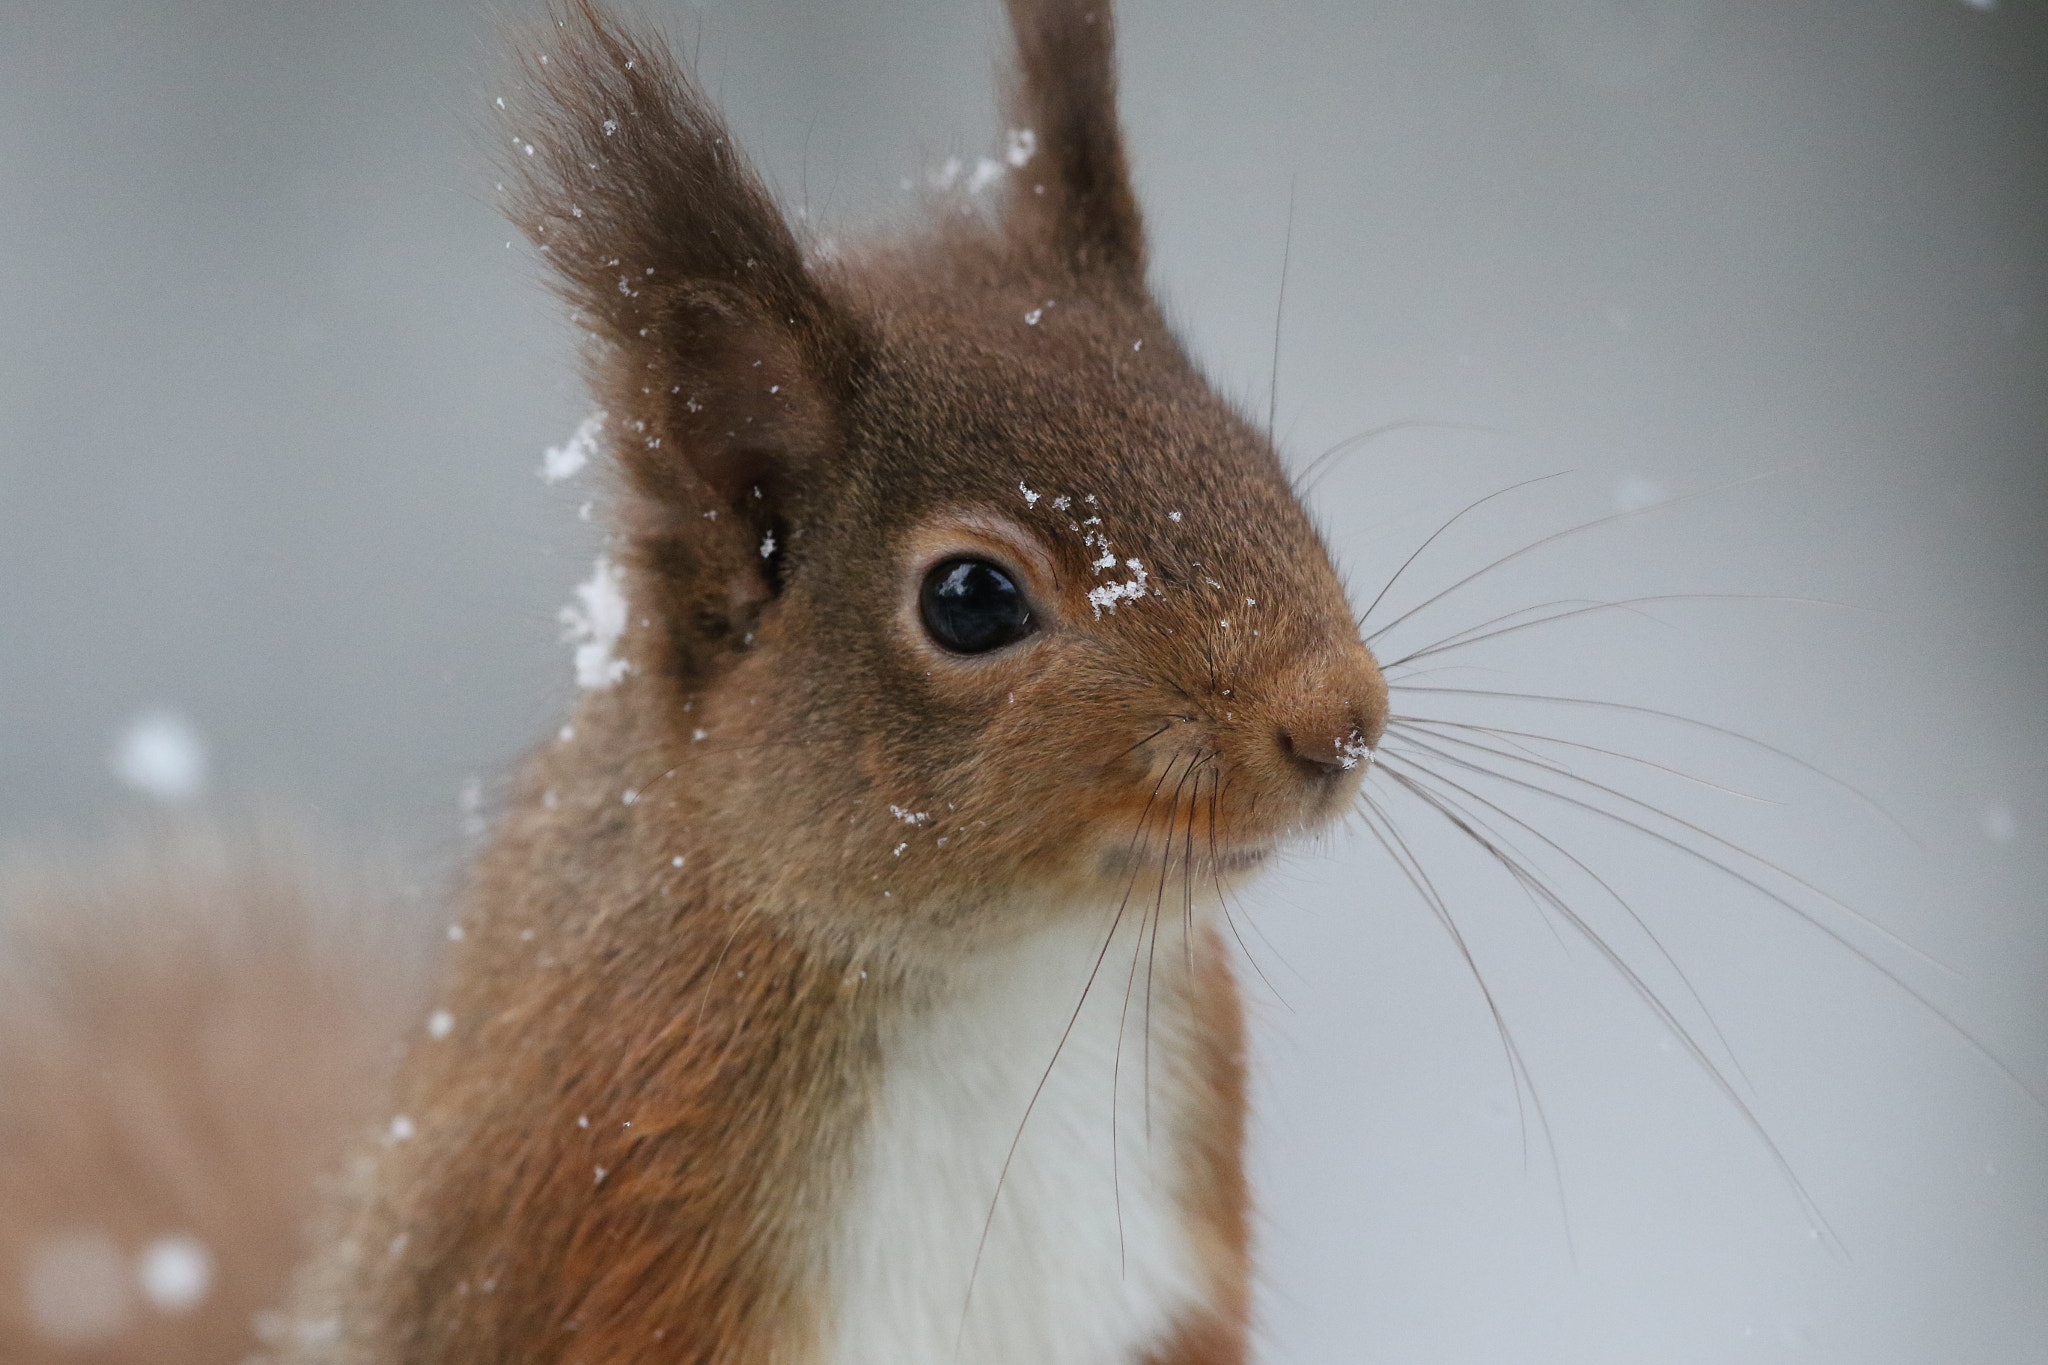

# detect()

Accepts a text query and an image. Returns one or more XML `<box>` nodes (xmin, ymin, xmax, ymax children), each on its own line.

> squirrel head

<box><xmin>504</xmin><ymin>0</ymin><xmax>1386</xmax><ymax>941</ymax></box>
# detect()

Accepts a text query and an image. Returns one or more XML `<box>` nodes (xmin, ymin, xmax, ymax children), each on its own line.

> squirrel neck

<box><xmin>825</xmin><ymin>906</ymin><xmax>1240</xmax><ymax>1365</ymax></box>
<box><xmin>290</xmin><ymin>727</ymin><xmax>1250</xmax><ymax>1363</ymax></box>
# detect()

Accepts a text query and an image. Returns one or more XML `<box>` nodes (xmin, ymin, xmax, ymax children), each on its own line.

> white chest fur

<box><xmin>823</xmin><ymin>910</ymin><xmax>1209</xmax><ymax>1365</ymax></box>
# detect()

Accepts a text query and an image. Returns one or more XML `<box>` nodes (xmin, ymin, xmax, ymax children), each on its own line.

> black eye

<box><xmin>919</xmin><ymin>558</ymin><xmax>1035</xmax><ymax>655</ymax></box>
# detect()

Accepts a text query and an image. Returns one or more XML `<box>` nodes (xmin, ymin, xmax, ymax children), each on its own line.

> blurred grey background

<box><xmin>2</xmin><ymin>0</ymin><xmax>2043</xmax><ymax>1361</ymax></box>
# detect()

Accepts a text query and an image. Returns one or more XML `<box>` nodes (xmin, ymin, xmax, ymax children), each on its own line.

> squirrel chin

<box><xmin>1089</xmin><ymin>840</ymin><xmax>1271</xmax><ymax>886</ymax></box>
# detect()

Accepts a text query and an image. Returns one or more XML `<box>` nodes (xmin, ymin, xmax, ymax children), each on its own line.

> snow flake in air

<box><xmin>560</xmin><ymin>555</ymin><xmax>630</xmax><ymax>689</ymax></box>
<box><xmin>111</xmin><ymin>709</ymin><xmax>208</xmax><ymax>802</ymax></box>
<box><xmin>541</xmin><ymin>412</ymin><xmax>605</xmax><ymax>484</ymax></box>
<box><xmin>965</xmin><ymin>157</ymin><xmax>1004</xmax><ymax>194</ymax></box>
<box><xmin>1004</xmin><ymin>127</ymin><xmax>1038</xmax><ymax>167</ymax></box>
<box><xmin>138</xmin><ymin>1237</ymin><xmax>213</xmax><ymax>1315</ymax></box>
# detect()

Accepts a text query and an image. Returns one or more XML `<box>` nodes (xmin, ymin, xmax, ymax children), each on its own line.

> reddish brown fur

<box><xmin>5</xmin><ymin>2</ymin><xmax>1387</xmax><ymax>1362</ymax></box>
<box><xmin>0</xmin><ymin>826</ymin><xmax>424</xmax><ymax>1365</ymax></box>
<box><xmin>288</xmin><ymin>0</ymin><xmax>1386</xmax><ymax>1359</ymax></box>
<box><xmin>1147</xmin><ymin>928</ymin><xmax>1255</xmax><ymax>1365</ymax></box>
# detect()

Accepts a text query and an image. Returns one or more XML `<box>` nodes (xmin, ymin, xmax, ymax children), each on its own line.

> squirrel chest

<box><xmin>823</xmin><ymin>910</ymin><xmax>1220</xmax><ymax>1364</ymax></box>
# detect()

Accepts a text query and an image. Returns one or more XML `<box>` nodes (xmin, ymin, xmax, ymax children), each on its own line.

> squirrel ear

<box><xmin>1001</xmin><ymin>0</ymin><xmax>1146</xmax><ymax>279</ymax></box>
<box><xmin>504</xmin><ymin>2</ymin><xmax>856</xmax><ymax>677</ymax></box>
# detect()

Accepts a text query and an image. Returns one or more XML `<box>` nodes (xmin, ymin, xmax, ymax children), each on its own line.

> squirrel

<box><xmin>1</xmin><ymin>1</ymin><xmax>1387</xmax><ymax>1361</ymax></box>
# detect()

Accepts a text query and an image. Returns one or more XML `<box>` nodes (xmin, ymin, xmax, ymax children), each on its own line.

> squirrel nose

<box><xmin>1275</xmin><ymin>715</ymin><xmax>1374</xmax><ymax>778</ymax></box>
<box><xmin>1271</xmin><ymin>649</ymin><xmax>1387</xmax><ymax>782</ymax></box>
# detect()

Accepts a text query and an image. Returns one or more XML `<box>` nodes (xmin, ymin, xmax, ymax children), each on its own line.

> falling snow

<box><xmin>560</xmin><ymin>555</ymin><xmax>630</xmax><ymax>689</ymax></box>
<box><xmin>541</xmin><ymin>412</ymin><xmax>605</xmax><ymax>484</ymax></box>
<box><xmin>137</xmin><ymin>1237</ymin><xmax>213</xmax><ymax>1314</ymax></box>
<box><xmin>965</xmin><ymin>157</ymin><xmax>1004</xmax><ymax>194</ymax></box>
<box><xmin>111</xmin><ymin>709</ymin><xmax>208</xmax><ymax>802</ymax></box>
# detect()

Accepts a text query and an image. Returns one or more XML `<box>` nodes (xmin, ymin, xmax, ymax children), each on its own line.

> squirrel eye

<box><xmin>919</xmin><ymin>558</ymin><xmax>1035</xmax><ymax>655</ymax></box>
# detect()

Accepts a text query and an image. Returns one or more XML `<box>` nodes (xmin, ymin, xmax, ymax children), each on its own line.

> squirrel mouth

<box><xmin>1091</xmin><ymin>840</ymin><xmax>1272</xmax><ymax>885</ymax></box>
<box><xmin>1209</xmin><ymin>845</ymin><xmax>1270</xmax><ymax>875</ymax></box>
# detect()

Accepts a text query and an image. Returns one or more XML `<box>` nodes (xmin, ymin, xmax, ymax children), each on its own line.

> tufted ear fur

<box><xmin>502</xmin><ymin>0</ymin><xmax>859</xmax><ymax>683</ymax></box>
<box><xmin>1001</xmin><ymin>0</ymin><xmax>1146</xmax><ymax>279</ymax></box>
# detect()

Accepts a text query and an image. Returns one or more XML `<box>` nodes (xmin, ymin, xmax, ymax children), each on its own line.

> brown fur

<box><xmin>6</xmin><ymin>2</ymin><xmax>1388</xmax><ymax>1362</ymax></box>
<box><xmin>0</xmin><ymin>825</ymin><xmax>425</xmax><ymax>1365</ymax></box>
<box><xmin>288</xmin><ymin>0</ymin><xmax>1386</xmax><ymax>1358</ymax></box>
<box><xmin>1147</xmin><ymin>929</ymin><xmax>1255</xmax><ymax>1365</ymax></box>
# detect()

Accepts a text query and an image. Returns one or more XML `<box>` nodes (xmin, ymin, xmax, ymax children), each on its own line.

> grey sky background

<box><xmin>2</xmin><ymin>1</ymin><xmax>2043</xmax><ymax>1361</ymax></box>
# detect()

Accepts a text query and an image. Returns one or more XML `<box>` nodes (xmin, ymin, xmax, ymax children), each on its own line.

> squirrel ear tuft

<box><xmin>502</xmin><ymin>1</ymin><xmax>856</xmax><ymax>679</ymax></box>
<box><xmin>1001</xmin><ymin>0</ymin><xmax>1146</xmax><ymax>279</ymax></box>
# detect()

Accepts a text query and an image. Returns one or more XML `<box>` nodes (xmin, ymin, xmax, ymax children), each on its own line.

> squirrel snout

<box><xmin>1275</xmin><ymin>720</ymin><xmax>1369</xmax><ymax>777</ymax></box>
<box><xmin>1269</xmin><ymin>651</ymin><xmax>1388</xmax><ymax>783</ymax></box>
